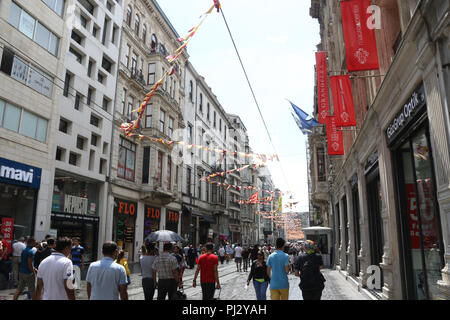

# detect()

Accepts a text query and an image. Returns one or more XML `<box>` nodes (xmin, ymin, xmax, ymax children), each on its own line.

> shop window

<box><xmin>117</xmin><ymin>137</ymin><xmax>136</xmax><ymax>181</ymax></box>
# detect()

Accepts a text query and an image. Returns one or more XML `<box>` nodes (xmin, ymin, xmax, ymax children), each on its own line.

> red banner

<box><xmin>340</xmin><ymin>0</ymin><xmax>379</xmax><ymax>71</ymax></box>
<box><xmin>315</xmin><ymin>52</ymin><xmax>330</xmax><ymax>123</ymax></box>
<box><xmin>330</xmin><ymin>75</ymin><xmax>356</xmax><ymax>127</ymax></box>
<box><xmin>326</xmin><ymin>116</ymin><xmax>344</xmax><ymax>155</ymax></box>
<box><xmin>1</xmin><ymin>218</ymin><xmax>14</xmax><ymax>255</ymax></box>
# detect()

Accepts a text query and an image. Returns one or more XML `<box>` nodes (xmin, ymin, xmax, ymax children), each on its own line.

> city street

<box><xmin>0</xmin><ymin>261</ymin><xmax>367</xmax><ymax>300</ymax></box>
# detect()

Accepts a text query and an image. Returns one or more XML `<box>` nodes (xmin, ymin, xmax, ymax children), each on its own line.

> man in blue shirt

<box><xmin>86</xmin><ymin>241</ymin><xmax>128</xmax><ymax>300</ymax></box>
<box><xmin>13</xmin><ymin>237</ymin><xmax>37</xmax><ymax>300</ymax></box>
<box><xmin>70</xmin><ymin>238</ymin><xmax>84</xmax><ymax>290</ymax></box>
<box><xmin>266</xmin><ymin>238</ymin><xmax>290</xmax><ymax>300</ymax></box>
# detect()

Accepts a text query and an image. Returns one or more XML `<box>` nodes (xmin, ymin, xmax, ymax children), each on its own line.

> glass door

<box><xmin>396</xmin><ymin>128</ymin><xmax>444</xmax><ymax>299</ymax></box>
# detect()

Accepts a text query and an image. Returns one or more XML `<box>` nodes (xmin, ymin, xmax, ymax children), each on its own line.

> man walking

<box><xmin>152</xmin><ymin>242</ymin><xmax>182</xmax><ymax>300</ymax></box>
<box><xmin>70</xmin><ymin>238</ymin><xmax>84</xmax><ymax>290</ymax></box>
<box><xmin>13</xmin><ymin>237</ymin><xmax>37</xmax><ymax>300</ymax></box>
<box><xmin>218</xmin><ymin>245</ymin><xmax>225</xmax><ymax>265</ymax></box>
<box><xmin>294</xmin><ymin>240</ymin><xmax>326</xmax><ymax>300</ymax></box>
<box><xmin>193</xmin><ymin>243</ymin><xmax>221</xmax><ymax>300</ymax></box>
<box><xmin>34</xmin><ymin>238</ymin><xmax>56</xmax><ymax>269</ymax></box>
<box><xmin>86</xmin><ymin>242</ymin><xmax>128</xmax><ymax>300</ymax></box>
<box><xmin>234</xmin><ymin>244</ymin><xmax>243</xmax><ymax>272</ymax></box>
<box><xmin>35</xmin><ymin>237</ymin><xmax>75</xmax><ymax>300</ymax></box>
<box><xmin>266</xmin><ymin>238</ymin><xmax>290</xmax><ymax>300</ymax></box>
<box><xmin>11</xmin><ymin>237</ymin><xmax>25</xmax><ymax>287</ymax></box>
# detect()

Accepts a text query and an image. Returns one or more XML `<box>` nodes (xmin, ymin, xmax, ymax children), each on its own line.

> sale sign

<box><xmin>340</xmin><ymin>0</ymin><xmax>380</xmax><ymax>71</ymax></box>
<box><xmin>1</xmin><ymin>218</ymin><xmax>14</xmax><ymax>255</ymax></box>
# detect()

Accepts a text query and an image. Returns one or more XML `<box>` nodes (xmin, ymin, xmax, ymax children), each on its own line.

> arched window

<box><xmin>160</xmin><ymin>44</ymin><xmax>166</xmax><ymax>56</ymax></box>
<box><xmin>126</xmin><ymin>6</ymin><xmax>132</xmax><ymax>26</ymax></box>
<box><xmin>151</xmin><ymin>34</ymin><xmax>157</xmax><ymax>52</ymax></box>
<box><xmin>135</xmin><ymin>14</ymin><xmax>140</xmax><ymax>35</ymax></box>
<box><xmin>142</xmin><ymin>24</ymin><xmax>147</xmax><ymax>43</ymax></box>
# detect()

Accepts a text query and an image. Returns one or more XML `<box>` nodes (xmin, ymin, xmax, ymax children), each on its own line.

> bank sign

<box><xmin>386</xmin><ymin>84</ymin><xmax>426</xmax><ymax>145</ymax></box>
<box><xmin>0</xmin><ymin>157</ymin><xmax>42</xmax><ymax>189</ymax></box>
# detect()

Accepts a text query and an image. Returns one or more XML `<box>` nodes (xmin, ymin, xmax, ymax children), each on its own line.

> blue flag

<box><xmin>291</xmin><ymin>112</ymin><xmax>312</xmax><ymax>135</ymax></box>
<box><xmin>288</xmin><ymin>100</ymin><xmax>319</xmax><ymax>128</ymax></box>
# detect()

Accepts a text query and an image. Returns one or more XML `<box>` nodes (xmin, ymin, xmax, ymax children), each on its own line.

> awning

<box><xmin>191</xmin><ymin>210</ymin><xmax>215</xmax><ymax>224</ymax></box>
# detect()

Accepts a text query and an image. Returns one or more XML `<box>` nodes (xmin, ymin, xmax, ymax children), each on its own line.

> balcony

<box><xmin>130</xmin><ymin>69</ymin><xmax>146</xmax><ymax>87</ymax></box>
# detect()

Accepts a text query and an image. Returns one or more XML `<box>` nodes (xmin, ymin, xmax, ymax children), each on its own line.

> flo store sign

<box><xmin>386</xmin><ymin>84</ymin><xmax>426</xmax><ymax>145</ymax></box>
<box><xmin>0</xmin><ymin>157</ymin><xmax>42</xmax><ymax>189</ymax></box>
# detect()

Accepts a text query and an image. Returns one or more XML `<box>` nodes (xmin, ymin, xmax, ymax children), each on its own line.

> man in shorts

<box><xmin>13</xmin><ymin>237</ymin><xmax>37</xmax><ymax>300</ymax></box>
<box><xmin>234</xmin><ymin>244</ymin><xmax>243</xmax><ymax>272</ymax></box>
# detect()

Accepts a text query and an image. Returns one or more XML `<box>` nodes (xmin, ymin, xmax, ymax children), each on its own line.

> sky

<box><xmin>157</xmin><ymin>0</ymin><xmax>321</xmax><ymax>212</ymax></box>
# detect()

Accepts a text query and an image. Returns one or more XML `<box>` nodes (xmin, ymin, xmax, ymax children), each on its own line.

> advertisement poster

<box><xmin>1</xmin><ymin>218</ymin><xmax>15</xmax><ymax>255</ymax></box>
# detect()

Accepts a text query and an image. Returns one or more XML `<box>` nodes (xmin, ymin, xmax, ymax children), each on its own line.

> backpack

<box><xmin>299</xmin><ymin>254</ymin><xmax>325</xmax><ymax>290</ymax></box>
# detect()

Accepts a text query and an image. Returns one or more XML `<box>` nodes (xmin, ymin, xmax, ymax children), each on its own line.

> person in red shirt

<box><xmin>192</xmin><ymin>242</ymin><xmax>221</xmax><ymax>300</ymax></box>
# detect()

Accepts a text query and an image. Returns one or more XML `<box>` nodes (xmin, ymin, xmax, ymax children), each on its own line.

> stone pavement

<box><xmin>0</xmin><ymin>261</ymin><xmax>368</xmax><ymax>300</ymax></box>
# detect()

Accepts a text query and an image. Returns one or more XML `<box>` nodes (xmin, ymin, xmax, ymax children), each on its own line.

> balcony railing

<box><xmin>130</xmin><ymin>69</ymin><xmax>146</xmax><ymax>86</ymax></box>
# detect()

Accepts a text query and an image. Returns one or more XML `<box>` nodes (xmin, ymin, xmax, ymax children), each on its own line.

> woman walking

<box><xmin>247</xmin><ymin>250</ymin><xmax>270</xmax><ymax>300</ymax></box>
<box><xmin>173</xmin><ymin>245</ymin><xmax>186</xmax><ymax>287</ymax></box>
<box><xmin>116</xmin><ymin>250</ymin><xmax>131</xmax><ymax>285</ymax></box>
<box><xmin>140</xmin><ymin>243</ymin><xmax>157</xmax><ymax>300</ymax></box>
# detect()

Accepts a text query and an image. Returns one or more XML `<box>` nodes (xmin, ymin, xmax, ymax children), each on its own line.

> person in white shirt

<box><xmin>36</xmin><ymin>237</ymin><xmax>75</xmax><ymax>300</ymax></box>
<box><xmin>12</xmin><ymin>237</ymin><xmax>26</xmax><ymax>286</ymax></box>
<box><xmin>218</xmin><ymin>246</ymin><xmax>225</xmax><ymax>265</ymax></box>
<box><xmin>234</xmin><ymin>244</ymin><xmax>243</xmax><ymax>272</ymax></box>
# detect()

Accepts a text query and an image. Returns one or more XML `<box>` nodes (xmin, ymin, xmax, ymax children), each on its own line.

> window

<box><xmin>127</xmin><ymin>96</ymin><xmax>134</xmax><ymax>119</ymax></box>
<box><xmin>159</xmin><ymin>110</ymin><xmax>165</xmax><ymax>133</ymax></box>
<box><xmin>145</xmin><ymin>104</ymin><xmax>152</xmax><ymax>128</ymax></box>
<box><xmin>134</xmin><ymin>15</ymin><xmax>140</xmax><ymax>35</ymax></box>
<box><xmin>142</xmin><ymin>24</ymin><xmax>147</xmax><ymax>43</ymax></box>
<box><xmin>76</xmin><ymin>136</ymin><xmax>85</xmax><ymax>150</ymax></box>
<box><xmin>189</xmin><ymin>80</ymin><xmax>193</xmax><ymax>102</ymax></box>
<box><xmin>214</xmin><ymin>111</ymin><xmax>216</xmax><ymax>128</ymax></box>
<box><xmin>112</xmin><ymin>25</ymin><xmax>118</xmax><ymax>44</ymax></box>
<box><xmin>97</xmin><ymin>72</ymin><xmax>104</xmax><ymax>84</ymax></box>
<box><xmin>102</xmin><ymin>96</ymin><xmax>110</xmax><ymax>111</ymax></box>
<box><xmin>91</xmin><ymin>133</ymin><xmax>98</xmax><ymax>146</ymax></box>
<box><xmin>148</xmin><ymin>63</ymin><xmax>155</xmax><ymax>85</ymax></box>
<box><xmin>121</xmin><ymin>88</ymin><xmax>126</xmax><ymax>114</ymax></box>
<box><xmin>106</xmin><ymin>1</ymin><xmax>112</xmax><ymax>12</ymax></box>
<box><xmin>78</xmin><ymin>0</ymin><xmax>94</xmax><ymax>15</ymax></box>
<box><xmin>187</xmin><ymin>167</ymin><xmax>191</xmax><ymax>195</ymax></box>
<box><xmin>118</xmin><ymin>136</ymin><xmax>136</xmax><ymax>181</ymax></box>
<box><xmin>19</xmin><ymin>110</ymin><xmax>46</xmax><ymax>142</ymax></box>
<box><xmin>142</xmin><ymin>147</ymin><xmax>150</xmax><ymax>184</ymax></box>
<box><xmin>198</xmin><ymin>173</ymin><xmax>202</xmax><ymax>200</ymax></box>
<box><xmin>92</xmin><ymin>25</ymin><xmax>98</xmax><ymax>38</ymax></box>
<box><xmin>63</xmin><ymin>72</ymin><xmax>71</xmax><ymax>97</ymax></box>
<box><xmin>69</xmin><ymin>46</ymin><xmax>82</xmax><ymax>63</ymax></box>
<box><xmin>43</xmin><ymin>0</ymin><xmax>65</xmax><ymax>17</ymax></box>
<box><xmin>317</xmin><ymin>147</ymin><xmax>326</xmax><ymax>181</ymax></box>
<box><xmin>219</xmin><ymin>118</ymin><xmax>222</xmax><ymax>132</ymax></box>
<box><xmin>199</xmin><ymin>94</ymin><xmax>203</xmax><ymax>113</ymax></box>
<box><xmin>126</xmin><ymin>6</ymin><xmax>132</xmax><ymax>26</ymax></box>
<box><xmin>187</xmin><ymin>124</ymin><xmax>192</xmax><ymax>144</ymax></box>
<box><xmin>87</xmin><ymin>59</ymin><xmax>93</xmax><ymax>77</ymax></box>
<box><xmin>79</xmin><ymin>15</ymin><xmax>87</xmax><ymax>28</ymax></box>
<box><xmin>157</xmin><ymin>151</ymin><xmax>163</xmax><ymax>187</ymax></box>
<box><xmin>69</xmin><ymin>152</ymin><xmax>78</xmax><ymax>166</ymax></box>
<box><xmin>71</xmin><ymin>30</ymin><xmax>82</xmax><ymax>45</ymax></box>
<box><xmin>101</xmin><ymin>18</ymin><xmax>108</xmax><ymax>45</ymax></box>
<box><xmin>90</xmin><ymin>114</ymin><xmax>99</xmax><ymax>127</ymax></box>
<box><xmin>125</xmin><ymin>45</ymin><xmax>130</xmax><ymax>68</ymax></box>
<box><xmin>151</xmin><ymin>34</ymin><xmax>158</xmax><ymax>52</ymax></box>
<box><xmin>74</xmin><ymin>93</ymin><xmax>81</xmax><ymax>110</ymax></box>
<box><xmin>59</xmin><ymin>118</ymin><xmax>69</xmax><ymax>133</ymax></box>
<box><xmin>55</xmin><ymin>147</ymin><xmax>64</xmax><ymax>161</ymax></box>
<box><xmin>168</xmin><ymin>117</ymin><xmax>174</xmax><ymax>138</ymax></box>
<box><xmin>167</xmin><ymin>156</ymin><xmax>172</xmax><ymax>190</ymax></box>
<box><xmin>99</xmin><ymin>158</ymin><xmax>106</xmax><ymax>174</ymax></box>
<box><xmin>207</xmin><ymin>103</ymin><xmax>210</xmax><ymax>120</ymax></box>
<box><xmin>131</xmin><ymin>53</ymin><xmax>137</xmax><ymax>74</ymax></box>
<box><xmin>87</xmin><ymin>86</ymin><xmax>93</xmax><ymax>105</ymax></box>
<box><xmin>102</xmin><ymin>56</ymin><xmax>112</xmax><ymax>73</ymax></box>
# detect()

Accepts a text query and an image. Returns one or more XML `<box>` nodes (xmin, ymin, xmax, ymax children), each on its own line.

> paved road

<box><xmin>1</xmin><ymin>261</ymin><xmax>367</xmax><ymax>300</ymax></box>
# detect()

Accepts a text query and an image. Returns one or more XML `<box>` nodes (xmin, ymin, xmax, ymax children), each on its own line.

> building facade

<box><xmin>309</xmin><ymin>0</ymin><xmax>450</xmax><ymax>300</ymax></box>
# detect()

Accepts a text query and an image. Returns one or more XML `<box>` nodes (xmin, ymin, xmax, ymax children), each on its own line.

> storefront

<box><xmin>144</xmin><ymin>205</ymin><xmax>161</xmax><ymax>240</ymax></box>
<box><xmin>51</xmin><ymin>172</ymin><xmax>100</xmax><ymax>263</ymax></box>
<box><xmin>113</xmin><ymin>198</ymin><xmax>137</xmax><ymax>260</ymax></box>
<box><xmin>0</xmin><ymin>157</ymin><xmax>41</xmax><ymax>243</ymax></box>
<box><xmin>165</xmin><ymin>208</ymin><xmax>179</xmax><ymax>233</ymax></box>
<box><xmin>388</xmin><ymin>83</ymin><xmax>445</xmax><ymax>300</ymax></box>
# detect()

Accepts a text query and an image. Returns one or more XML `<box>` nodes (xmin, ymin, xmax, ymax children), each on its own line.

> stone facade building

<box><xmin>309</xmin><ymin>0</ymin><xmax>450</xmax><ymax>300</ymax></box>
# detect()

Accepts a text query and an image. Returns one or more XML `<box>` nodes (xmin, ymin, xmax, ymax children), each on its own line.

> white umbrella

<box><xmin>145</xmin><ymin>230</ymin><xmax>184</xmax><ymax>243</ymax></box>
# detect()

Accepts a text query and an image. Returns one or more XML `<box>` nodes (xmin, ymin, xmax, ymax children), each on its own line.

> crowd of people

<box><xmin>0</xmin><ymin>232</ymin><xmax>326</xmax><ymax>300</ymax></box>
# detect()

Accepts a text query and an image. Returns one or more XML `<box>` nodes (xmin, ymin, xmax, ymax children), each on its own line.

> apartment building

<box><xmin>0</xmin><ymin>0</ymin><xmax>67</xmax><ymax>253</ymax></box>
<box><xmin>309</xmin><ymin>0</ymin><xmax>449</xmax><ymax>300</ymax></box>
<box><xmin>108</xmin><ymin>0</ymin><xmax>187</xmax><ymax>262</ymax></box>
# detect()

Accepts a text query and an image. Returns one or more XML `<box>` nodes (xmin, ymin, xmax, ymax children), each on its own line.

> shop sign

<box><xmin>386</xmin><ymin>84</ymin><xmax>426</xmax><ymax>145</ymax></box>
<box><xmin>144</xmin><ymin>206</ymin><xmax>161</xmax><ymax>237</ymax></box>
<box><xmin>115</xmin><ymin>199</ymin><xmax>136</xmax><ymax>216</ymax></box>
<box><xmin>64</xmin><ymin>194</ymin><xmax>88</xmax><ymax>215</ymax></box>
<box><xmin>167</xmin><ymin>210</ymin><xmax>179</xmax><ymax>223</ymax></box>
<box><xmin>1</xmin><ymin>218</ymin><xmax>14</xmax><ymax>255</ymax></box>
<box><xmin>0</xmin><ymin>157</ymin><xmax>42</xmax><ymax>189</ymax></box>
<box><xmin>146</xmin><ymin>206</ymin><xmax>161</xmax><ymax>220</ymax></box>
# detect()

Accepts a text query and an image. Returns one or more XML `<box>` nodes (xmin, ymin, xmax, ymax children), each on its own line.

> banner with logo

<box><xmin>340</xmin><ymin>0</ymin><xmax>379</xmax><ymax>71</ymax></box>
<box><xmin>330</xmin><ymin>75</ymin><xmax>356</xmax><ymax>127</ymax></box>
<box><xmin>326</xmin><ymin>116</ymin><xmax>344</xmax><ymax>155</ymax></box>
<box><xmin>1</xmin><ymin>218</ymin><xmax>14</xmax><ymax>255</ymax></box>
<box><xmin>315</xmin><ymin>52</ymin><xmax>330</xmax><ymax>123</ymax></box>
